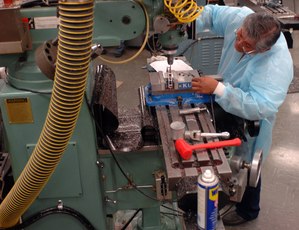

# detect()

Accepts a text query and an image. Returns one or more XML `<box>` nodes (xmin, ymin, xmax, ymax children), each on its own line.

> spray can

<box><xmin>197</xmin><ymin>169</ymin><xmax>219</xmax><ymax>230</ymax></box>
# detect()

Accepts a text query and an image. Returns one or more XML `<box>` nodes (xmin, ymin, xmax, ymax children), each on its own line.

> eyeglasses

<box><xmin>235</xmin><ymin>28</ymin><xmax>256</xmax><ymax>55</ymax></box>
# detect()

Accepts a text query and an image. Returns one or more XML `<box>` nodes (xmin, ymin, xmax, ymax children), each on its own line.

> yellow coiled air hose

<box><xmin>0</xmin><ymin>0</ymin><xmax>94</xmax><ymax>227</ymax></box>
<box><xmin>164</xmin><ymin>0</ymin><xmax>204</xmax><ymax>23</ymax></box>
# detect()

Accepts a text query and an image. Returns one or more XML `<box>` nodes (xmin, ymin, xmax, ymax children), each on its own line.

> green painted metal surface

<box><xmin>20</xmin><ymin>1</ymin><xmax>146</xmax><ymax>47</ymax></box>
<box><xmin>0</xmin><ymin>81</ymin><xmax>181</xmax><ymax>229</ymax></box>
<box><xmin>93</xmin><ymin>1</ymin><xmax>146</xmax><ymax>46</ymax></box>
<box><xmin>0</xmin><ymin>1</ymin><xmax>190</xmax><ymax>229</ymax></box>
<box><xmin>100</xmin><ymin>149</ymin><xmax>165</xmax><ymax>213</ymax></box>
<box><xmin>0</xmin><ymin>83</ymin><xmax>108</xmax><ymax>229</ymax></box>
<box><xmin>26</xmin><ymin>142</ymin><xmax>83</xmax><ymax>199</ymax></box>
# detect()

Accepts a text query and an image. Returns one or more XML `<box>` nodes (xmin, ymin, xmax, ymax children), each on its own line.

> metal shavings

<box><xmin>108</xmin><ymin>106</ymin><xmax>143</xmax><ymax>152</ymax></box>
<box><xmin>176</xmin><ymin>176</ymin><xmax>197</xmax><ymax>200</ymax></box>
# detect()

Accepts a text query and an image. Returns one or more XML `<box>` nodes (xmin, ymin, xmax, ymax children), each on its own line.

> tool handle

<box><xmin>179</xmin><ymin>107</ymin><xmax>206</xmax><ymax>115</ymax></box>
<box><xmin>200</xmin><ymin>131</ymin><xmax>230</xmax><ymax>138</ymax></box>
<box><xmin>191</xmin><ymin>138</ymin><xmax>242</xmax><ymax>150</ymax></box>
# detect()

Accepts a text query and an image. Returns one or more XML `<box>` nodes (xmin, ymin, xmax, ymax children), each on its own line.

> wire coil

<box><xmin>164</xmin><ymin>0</ymin><xmax>204</xmax><ymax>23</ymax></box>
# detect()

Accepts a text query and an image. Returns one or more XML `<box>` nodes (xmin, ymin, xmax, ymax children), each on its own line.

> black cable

<box><xmin>0</xmin><ymin>206</ymin><xmax>95</xmax><ymax>230</ymax></box>
<box><xmin>120</xmin><ymin>209</ymin><xmax>141</xmax><ymax>230</ymax></box>
<box><xmin>178</xmin><ymin>36</ymin><xmax>224</xmax><ymax>56</ymax></box>
<box><xmin>146</xmin><ymin>34</ymin><xmax>162</xmax><ymax>56</ymax></box>
<box><xmin>84</xmin><ymin>94</ymin><xmax>161</xmax><ymax>201</ymax></box>
<box><xmin>161</xmin><ymin>204</ymin><xmax>185</xmax><ymax>216</ymax></box>
<box><xmin>179</xmin><ymin>40</ymin><xmax>199</xmax><ymax>56</ymax></box>
<box><xmin>85</xmin><ymin>94</ymin><xmax>133</xmax><ymax>181</ymax></box>
<box><xmin>85</xmin><ymin>93</ymin><xmax>186</xmax><ymax>216</ymax></box>
<box><xmin>7</xmin><ymin>82</ymin><xmax>52</xmax><ymax>95</ymax></box>
<box><xmin>209</xmin><ymin>95</ymin><xmax>217</xmax><ymax>131</ymax></box>
<box><xmin>160</xmin><ymin>211</ymin><xmax>183</xmax><ymax>217</ymax></box>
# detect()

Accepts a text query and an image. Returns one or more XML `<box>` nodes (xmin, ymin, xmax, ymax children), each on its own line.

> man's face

<box><xmin>234</xmin><ymin>27</ymin><xmax>257</xmax><ymax>54</ymax></box>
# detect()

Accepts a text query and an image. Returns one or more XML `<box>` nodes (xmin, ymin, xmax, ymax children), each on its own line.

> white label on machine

<box><xmin>34</xmin><ymin>16</ymin><xmax>59</xmax><ymax>29</ymax></box>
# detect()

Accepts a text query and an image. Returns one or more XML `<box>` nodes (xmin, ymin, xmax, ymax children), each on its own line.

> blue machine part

<box><xmin>178</xmin><ymin>81</ymin><xmax>192</xmax><ymax>89</ymax></box>
<box><xmin>144</xmin><ymin>84</ymin><xmax>214</xmax><ymax>106</ymax></box>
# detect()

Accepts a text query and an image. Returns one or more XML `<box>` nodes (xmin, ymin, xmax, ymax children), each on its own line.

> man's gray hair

<box><xmin>242</xmin><ymin>12</ymin><xmax>281</xmax><ymax>52</ymax></box>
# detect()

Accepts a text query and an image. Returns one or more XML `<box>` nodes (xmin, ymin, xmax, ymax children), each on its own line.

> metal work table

<box><xmin>155</xmin><ymin>103</ymin><xmax>232</xmax><ymax>199</ymax></box>
<box><xmin>238</xmin><ymin>0</ymin><xmax>299</xmax><ymax>30</ymax></box>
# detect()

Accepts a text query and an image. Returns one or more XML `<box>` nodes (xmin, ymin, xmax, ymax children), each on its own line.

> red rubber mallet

<box><xmin>175</xmin><ymin>138</ymin><xmax>242</xmax><ymax>160</ymax></box>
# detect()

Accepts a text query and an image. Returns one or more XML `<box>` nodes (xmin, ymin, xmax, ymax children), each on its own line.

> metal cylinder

<box><xmin>179</xmin><ymin>107</ymin><xmax>206</xmax><ymax>115</ymax></box>
<box><xmin>170</xmin><ymin>121</ymin><xmax>185</xmax><ymax>140</ymax></box>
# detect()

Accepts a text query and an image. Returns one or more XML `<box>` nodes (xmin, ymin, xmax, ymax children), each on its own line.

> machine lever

<box><xmin>184</xmin><ymin>130</ymin><xmax>230</xmax><ymax>140</ymax></box>
<box><xmin>179</xmin><ymin>107</ymin><xmax>206</xmax><ymax>115</ymax></box>
<box><xmin>175</xmin><ymin>138</ymin><xmax>242</xmax><ymax>160</ymax></box>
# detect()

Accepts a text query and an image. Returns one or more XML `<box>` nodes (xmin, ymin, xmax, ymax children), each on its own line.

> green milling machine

<box><xmin>0</xmin><ymin>0</ymin><xmax>263</xmax><ymax>229</ymax></box>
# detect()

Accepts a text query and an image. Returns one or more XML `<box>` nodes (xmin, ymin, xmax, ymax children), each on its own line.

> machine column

<box><xmin>139</xmin><ymin>207</ymin><xmax>162</xmax><ymax>230</ymax></box>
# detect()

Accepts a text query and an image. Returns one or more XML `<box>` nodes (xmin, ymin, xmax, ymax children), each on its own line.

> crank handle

<box><xmin>184</xmin><ymin>130</ymin><xmax>230</xmax><ymax>140</ymax></box>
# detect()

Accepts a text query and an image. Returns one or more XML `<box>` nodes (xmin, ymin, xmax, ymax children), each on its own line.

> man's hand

<box><xmin>192</xmin><ymin>76</ymin><xmax>219</xmax><ymax>94</ymax></box>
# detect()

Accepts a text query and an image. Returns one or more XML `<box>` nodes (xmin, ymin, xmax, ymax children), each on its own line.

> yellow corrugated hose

<box><xmin>0</xmin><ymin>0</ymin><xmax>94</xmax><ymax>227</ymax></box>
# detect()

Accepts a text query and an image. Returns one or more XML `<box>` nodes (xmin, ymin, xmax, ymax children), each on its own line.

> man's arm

<box><xmin>218</xmin><ymin>58</ymin><xmax>292</xmax><ymax>120</ymax></box>
<box><xmin>193</xmin><ymin>55</ymin><xmax>293</xmax><ymax>121</ymax></box>
<box><xmin>196</xmin><ymin>5</ymin><xmax>253</xmax><ymax>36</ymax></box>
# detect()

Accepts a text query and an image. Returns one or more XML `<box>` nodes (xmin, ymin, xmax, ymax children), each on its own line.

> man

<box><xmin>192</xmin><ymin>5</ymin><xmax>293</xmax><ymax>226</ymax></box>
